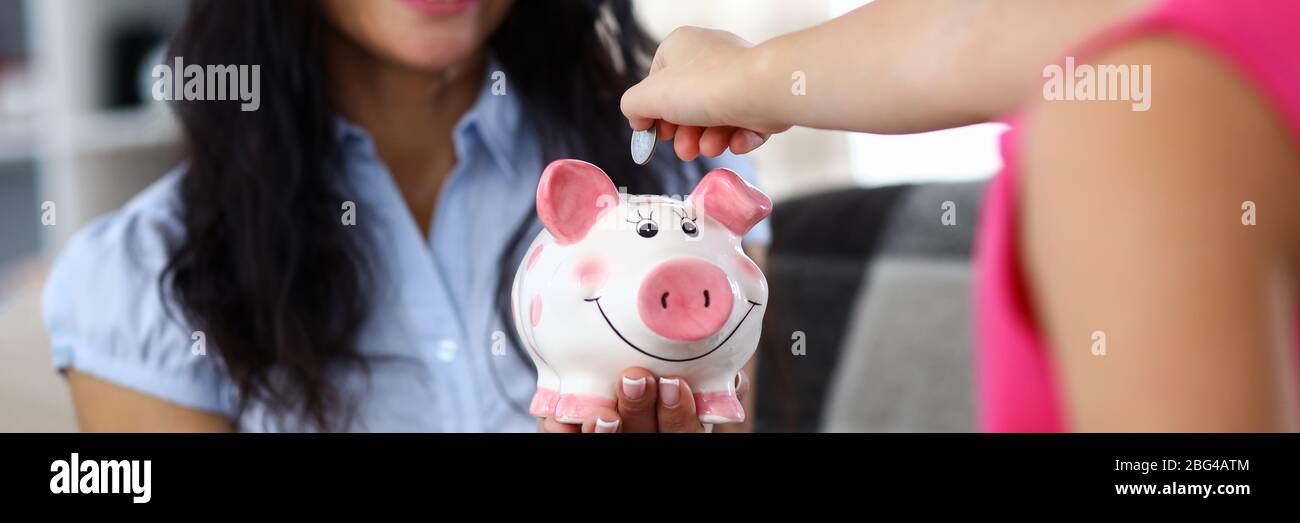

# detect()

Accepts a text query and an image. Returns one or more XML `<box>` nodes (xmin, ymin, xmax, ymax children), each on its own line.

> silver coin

<box><xmin>630</xmin><ymin>124</ymin><xmax>657</xmax><ymax>165</ymax></box>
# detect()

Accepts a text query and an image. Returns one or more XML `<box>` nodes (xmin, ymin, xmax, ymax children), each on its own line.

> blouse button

<box><xmin>436</xmin><ymin>339</ymin><xmax>459</xmax><ymax>362</ymax></box>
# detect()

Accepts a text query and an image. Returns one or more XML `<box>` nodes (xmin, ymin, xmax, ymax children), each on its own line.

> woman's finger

<box><xmin>616</xmin><ymin>368</ymin><xmax>659</xmax><ymax>433</ymax></box>
<box><xmin>699</xmin><ymin>126</ymin><xmax>737</xmax><ymax>157</ymax></box>
<box><xmin>579</xmin><ymin>405</ymin><xmax>623</xmax><ymax>433</ymax></box>
<box><xmin>656</xmin><ymin>376</ymin><xmax>705</xmax><ymax>433</ymax></box>
<box><xmin>673</xmin><ymin>126</ymin><xmax>704</xmax><ymax>161</ymax></box>
<box><xmin>541</xmin><ymin>417</ymin><xmax>580</xmax><ymax>433</ymax></box>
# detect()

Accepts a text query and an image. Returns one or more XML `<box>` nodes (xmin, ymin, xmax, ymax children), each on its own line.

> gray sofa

<box><xmin>755</xmin><ymin>182</ymin><xmax>984</xmax><ymax>432</ymax></box>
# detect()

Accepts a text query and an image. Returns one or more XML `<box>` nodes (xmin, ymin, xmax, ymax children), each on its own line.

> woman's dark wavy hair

<box><xmin>162</xmin><ymin>0</ymin><xmax>698</xmax><ymax>429</ymax></box>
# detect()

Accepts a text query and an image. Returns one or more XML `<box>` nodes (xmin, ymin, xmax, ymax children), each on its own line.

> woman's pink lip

<box><xmin>397</xmin><ymin>0</ymin><xmax>478</xmax><ymax>16</ymax></box>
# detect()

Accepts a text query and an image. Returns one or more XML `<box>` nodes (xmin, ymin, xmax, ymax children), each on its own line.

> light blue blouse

<box><xmin>42</xmin><ymin>65</ymin><xmax>769</xmax><ymax>432</ymax></box>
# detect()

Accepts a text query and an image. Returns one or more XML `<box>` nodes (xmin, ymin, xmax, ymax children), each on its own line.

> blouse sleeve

<box><xmin>41</xmin><ymin>171</ymin><xmax>236</xmax><ymax>416</ymax></box>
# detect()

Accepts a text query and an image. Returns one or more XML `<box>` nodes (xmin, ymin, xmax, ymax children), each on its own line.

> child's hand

<box><xmin>621</xmin><ymin>26</ymin><xmax>790</xmax><ymax>160</ymax></box>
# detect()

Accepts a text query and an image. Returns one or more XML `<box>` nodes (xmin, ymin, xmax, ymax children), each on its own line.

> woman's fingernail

<box><xmin>741</xmin><ymin>130</ymin><xmax>763</xmax><ymax>150</ymax></box>
<box><xmin>735</xmin><ymin>372</ymin><xmax>745</xmax><ymax>391</ymax></box>
<box><xmin>622</xmin><ymin>376</ymin><xmax>647</xmax><ymax>400</ymax></box>
<box><xmin>595</xmin><ymin>417</ymin><xmax>620</xmax><ymax>433</ymax></box>
<box><xmin>660</xmin><ymin>378</ymin><xmax>681</xmax><ymax>407</ymax></box>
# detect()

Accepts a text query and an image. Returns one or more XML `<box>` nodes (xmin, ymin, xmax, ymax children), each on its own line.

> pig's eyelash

<box><xmin>626</xmin><ymin>208</ymin><xmax>652</xmax><ymax>224</ymax></box>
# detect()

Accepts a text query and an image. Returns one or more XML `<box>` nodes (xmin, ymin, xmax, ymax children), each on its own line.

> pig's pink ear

<box><xmin>537</xmin><ymin>159</ymin><xmax>619</xmax><ymax>245</ymax></box>
<box><xmin>688</xmin><ymin>168</ymin><xmax>772</xmax><ymax>236</ymax></box>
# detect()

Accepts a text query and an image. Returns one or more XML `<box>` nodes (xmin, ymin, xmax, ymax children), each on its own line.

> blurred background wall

<box><xmin>0</xmin><ymin>0</ymin><xmax>996</xmax><ymax>432</ymax></box>
<box><xmin>1</xmin><ymin>0</ymin><xmax>185</xmax><ymax>432</ymax></box>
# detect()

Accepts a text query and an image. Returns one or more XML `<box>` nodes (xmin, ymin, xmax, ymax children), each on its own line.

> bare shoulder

<box><xmin>1016</xmin><ymin>35</ymin><xmax>1300</xmax><ymax>430</ymax></box>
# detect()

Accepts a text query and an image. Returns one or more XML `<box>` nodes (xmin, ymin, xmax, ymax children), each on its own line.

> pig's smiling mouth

<box><xmin>583</xmin><ymin>297</ymin><xmax>762</xmax><ymax>362</ymax></box>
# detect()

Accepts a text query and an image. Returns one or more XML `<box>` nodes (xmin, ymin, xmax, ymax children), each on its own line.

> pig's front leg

<box><xmin>692</xmin><ymin>374</ymin><xmax>746</xmax><ymax>424</ymax></box>
<box><xmin>553</xmin><ymin>373</ymin><xmax>617</xmax><ymax>424</ymax></box>
<box><xmin>529</xmin><ymin>367</ymin><xmax>561</xmax><ymax>419</ymax></box>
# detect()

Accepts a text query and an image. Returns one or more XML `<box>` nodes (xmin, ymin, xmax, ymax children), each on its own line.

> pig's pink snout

<box><xmin>637</xmin><ymin>258</ymin><xmax>734</xmax><ymax>341</ymax></box>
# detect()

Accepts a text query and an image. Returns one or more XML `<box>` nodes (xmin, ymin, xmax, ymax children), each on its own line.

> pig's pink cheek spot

<box><xmin>573</xmin><ymin>257</ymin><xmax>607</xmax><ymax>290</ymax></box>
<box><xmin>530</xmin><ymin>294</ymin><xmax>543</xmax><ymax>327</ymax></box>
<box><xmin>526</xmin><ymin>244</ymin><xmax>545</xmax><ymax>272</ymax></box>
<box><xmin>735</xmin><ymin>253</ymin><xmax>762</xmax><ymax>278</ymax></box>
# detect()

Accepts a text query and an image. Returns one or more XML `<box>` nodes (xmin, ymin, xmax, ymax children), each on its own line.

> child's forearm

<box><xmin>745</xmin><ymin>0</ymin><xmax>1149</xmax><ymax>134</ymax></box>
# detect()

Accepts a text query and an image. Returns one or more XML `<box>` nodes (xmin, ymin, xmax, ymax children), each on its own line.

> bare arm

<box><xmin>756</xmin><ymin>0</ymin><xmax>1149</xmax><ymax>133</ymax></box>
<box><xmin>622</xmin><ymin>0</ymin><xmax>1149</xmax><ymax>156</ymax></box>
<box><xmin>1020</xmin><ymin>37</ymin><xmax>1300</xmax><ymax>431</ymax></box>
<box><xmin>67</xmin><ymin>371</ymin><xmax>234</xmax><ymax>432</ymax></box>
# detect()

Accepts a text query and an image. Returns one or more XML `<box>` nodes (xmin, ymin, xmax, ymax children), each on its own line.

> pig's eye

<box><xmin>681</xmin><ymin>220</ymin><xmax>699</xmax><ymax>237</ymax></box>
<box><xmin>637</xmin><ymin>221</ymin><xmax>659</xmax><ymax>238</ymax></box>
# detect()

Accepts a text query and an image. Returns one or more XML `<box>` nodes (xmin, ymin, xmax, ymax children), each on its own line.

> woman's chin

<box><xmin>388</xmin><ymin>36</ymin><xmax>485</xmax><ymax>72</ymax></box>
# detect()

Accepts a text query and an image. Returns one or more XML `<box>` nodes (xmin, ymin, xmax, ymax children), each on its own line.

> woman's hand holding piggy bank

<box><xmin>512</xmin><ymin>159</ymin><xmax>771</xmax><ymax>431</ymax></box>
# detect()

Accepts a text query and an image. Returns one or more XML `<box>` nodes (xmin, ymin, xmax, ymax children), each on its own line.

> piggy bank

<box><xmin>511</xmin><ymin>159</ymin><xmax>771</xmax><ymax>425</ymax></box>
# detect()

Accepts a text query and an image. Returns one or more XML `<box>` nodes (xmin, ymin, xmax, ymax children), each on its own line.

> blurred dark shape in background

<box><xmin>0</xmin><ymin>0</ymin><xmax>37</xmax><ymax>272</ymax></box>
<box><xmin>757</xmin><ymin>181</ymin><xmax>983</xmax><ymax>432</ymax></box>
<box><xmin>0</xmin><ymin>1</ymin><xmax>25</xmax><ymax>52</ymax></box>
<box><xmin>106</xmin><ymin>25</ymin><xmax>165</xmax><ymax>109</ymax></box>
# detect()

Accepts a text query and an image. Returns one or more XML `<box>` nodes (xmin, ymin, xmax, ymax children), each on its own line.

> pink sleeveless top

<box><xmin>974</xmin><ymin>0</ymin><xmax>1300</xmax><ymax>432</ymax></box>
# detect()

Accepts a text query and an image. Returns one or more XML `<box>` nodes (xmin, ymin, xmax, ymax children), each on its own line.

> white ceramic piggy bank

<box><xmin>511</xmin><ymin>159</ymin><xmax>771</xmax><ymax>425</ymax></box>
